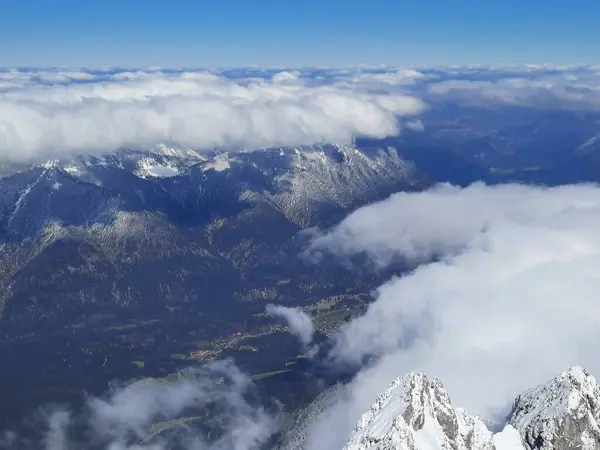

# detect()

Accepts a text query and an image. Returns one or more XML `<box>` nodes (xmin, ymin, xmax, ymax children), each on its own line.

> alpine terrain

<box><xmin>0</xmin><ymin>141</ymin><xmax>434</xmax><ymax>425</ymax></box>
<box><xmin>340</xmin><ymin>367</ymin><xmax>600</xmax><ymax>450</ymax></box>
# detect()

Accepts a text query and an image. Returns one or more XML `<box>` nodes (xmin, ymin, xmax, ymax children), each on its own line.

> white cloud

<box><xmin>305</xmin><ymin>182</ymin><xmax>600</xmax><ymax>450</ymax></box>
<box><xmin>271</xmin><ymin>70</ymin><xmax>303</xmax><ymax>85</ymax></box>
<box><xmin>404</xmin><ymin>119</ymin><xmax>424</xmax><ymax>132</ymax></box>
<box><xmin>426</xmin><ymin>66</ymin><xmax>600</xmax><ymax>110</ymax></box>
<box><xmin>266</xmin><ymin>304</ymin><xmax>315</xmax><ymax>346</ymax></box>
<box><xmin>7</xmin><ymin>65</ymin><xmax>600</xmax><ymax>163</ymax></box>
<box><xmin>43</xmin><ymin>410</ymin><xmax>70</xmax><ymax>450</ymax></box>
<box><xmin>9</xmin><ymin>360</ymin><xmax>276</xmax><ymax>450</ymax></box>
<box><xmin>333</xmin><ymin>69</ymin><xmax>434</xmax><ymax>88</ymax></box>
<box><xmin>0</xmin><ymin>69</ymin><xmax>426</xmax><ymax>162</ymax></box>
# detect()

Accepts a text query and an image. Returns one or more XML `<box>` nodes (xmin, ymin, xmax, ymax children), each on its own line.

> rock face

<box><xmin>507</xmin><ymin>366</ymin><xmax>600</xmax><ymax>450</ymax></box>
<box><xmin>343</xmin><ymin>373</ymin><xmax>523</xmax><ymax>450</ymax></box>
<box><xmin>342</xmin><ymin>367</ymin><xmax>600</xmax><ymax>450</ymax></box>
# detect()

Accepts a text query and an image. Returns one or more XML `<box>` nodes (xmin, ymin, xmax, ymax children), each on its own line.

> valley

<box><xmin>1</xmin><ymin>106</ymin><xmax>600</xmax><ymax>444</ymax></box>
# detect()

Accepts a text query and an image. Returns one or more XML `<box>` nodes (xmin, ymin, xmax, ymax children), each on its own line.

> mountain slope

<box><xmin>0</xmin><ymin>143</ymin><xmax>432</xmax><ymax>427</ymax></box>
<box><xmin>0</xmin><ymin>143</ymin><xmax>428</xmax><ymax>327</ymax></box>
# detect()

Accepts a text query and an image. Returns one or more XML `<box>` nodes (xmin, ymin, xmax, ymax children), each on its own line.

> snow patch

<box><xmin>154</xmin><ymin>143</ymin><xmax>204</xmax><ymax>159</ymax></box>
<box><xmin>135</xmin><ymin>158</ymin><xmax>180</xmax><ymax>178</ymax></box>
<box><xmin>576</xmin><ymin>134</ymin><xmax>600</xmax><ymax>153</ymax></box>
<box><xmin>42</xmin><ymin>160</ymin><xmax>59</xmax><ymax>169</ymax></box>
<box><xmin>493</xmin><ymin>426</ymin><xmax>525</xmax><ymax>450</ymax></box>
<box><xmin>203</xmin><ymin>153</ymin><xmax>231</xmax><ymax>172</ymax></box>
<box><xmin>63</xmin><ymin>166</ymin><xmax>83</xmax><ymax>176</ymax></box>
<box><xmin>144</xmin><ymin>164</ymin><xmax>179</xmax><ymax>177</ymax></box>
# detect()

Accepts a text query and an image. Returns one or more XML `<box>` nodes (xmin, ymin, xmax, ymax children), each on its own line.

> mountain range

<box><xmin>0</xmin><ymin>142</ymin><xmax>428</xmax><ymax>332</ymax></box>
<box><xmin>2</xmin><ymin>105</ymin><xmax>600</xmax><ymax>435</ymax></box>
<box><xmin>341</xmin><ymin>366</ymin><xmax>600</xmax><ymax>450</ymax></box>
<box><xmin>0</xmin><ymin>140</ymin><xmax>434</xmax><ymax>425</ymax></box>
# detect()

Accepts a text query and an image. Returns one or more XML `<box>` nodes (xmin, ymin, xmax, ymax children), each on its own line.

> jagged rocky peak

<box><xmin>343</xmin><ymin>373</ymin><xmax>522</xmax><ymax>450</ymax></box>
<box><xmin>342</xmin><ymin>367</ymin><xmax>600</xmax><ymax>450</ymax></box>
<box><xmin>507</xmin><ymin>366</ymin><xmax>600</xmax><ymax>450</ymax></box>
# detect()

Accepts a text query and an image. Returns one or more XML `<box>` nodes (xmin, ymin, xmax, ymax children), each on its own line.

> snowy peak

<box><xmin>342</xmin><ymin>367</ymin><xmax>600</xmax><ymax>450</ymax></box>
<box><xmin>343</xmin><ymin>373</ymin><xmax>520</xmax><ymax>450</ymax></box>
<box><xmin>507</xmin><ymin>366</ymin><xmax>600</xmax><ymax>450</ymax></box>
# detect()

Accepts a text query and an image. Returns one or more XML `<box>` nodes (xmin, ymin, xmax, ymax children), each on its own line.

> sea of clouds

<box><xmin>2</xmin><ymin>64</ymin><xmax>600</xmax><ymax>162</ymax></box>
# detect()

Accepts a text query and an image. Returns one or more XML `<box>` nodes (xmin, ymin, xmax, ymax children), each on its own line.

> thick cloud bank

<box><xmin>2</xmin><ymin>360</ymin><xmax>275</xmax><ymax>450</ymax></box>
<box><xmin>4</xmin><ymin>65</ymin><xmax>600</xmax><ymax>162</ymax></box>
<box><xmin>266</xmin><ymin>304</ymin><xmax>315</xmax><ymax>346</ymax></box>
<box><xmin>0</xmin><ymin>69</ymin><xmax>425</xmax><ymax>162</ymax></box>
<box><xmin>306</xmin><ymin>182</ymin><xmax>600</xmax><ymax>450</ymax></box>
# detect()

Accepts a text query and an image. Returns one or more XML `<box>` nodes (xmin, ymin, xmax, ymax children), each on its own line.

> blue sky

<box><xmin>2</xmin><ymin>0</ymin><xmax>600</xmax><ymax>67</ymax></box>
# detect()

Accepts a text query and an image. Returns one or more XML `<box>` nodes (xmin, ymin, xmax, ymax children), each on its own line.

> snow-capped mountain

<box><xmin>343</xmin><ymin>373</ymin><xmax>522</xmax><ymax>450</ymax></box>
<box><xmin>508</xmin><ymin>366</ymin><xmax>600</xmax><ymax>450</ymax></box>
<box><xmin>0</xmin><ymin>142</ymin><xmax>431</xmax><ymax>338</ymax></box>
<box><xmin>341</xmin><ymin>367</ymin><xmax>600</xmax><ymax>450</ymax></box>
<box><xmin>0</xmin><ymin>143</ymin><xmax>425</xmax><ymax>241</ymax></box>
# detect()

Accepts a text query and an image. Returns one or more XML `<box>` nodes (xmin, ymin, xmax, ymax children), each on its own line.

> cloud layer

<box><xmin>266</xmin><ymin>304</ymin><xmax>315</xmax><ymax>346</ymax></box>
<box><xmin>306</xmin><ymin>182</ymin><xmax>600</xmax><ymax>450</ymax></box>
<box><xmin>0</xmin><ymin>68</ymin><xmax>425</xmax><ymax>162</ymax></box>
<box><xmin>427</xmin><ymin>72</ymin><xmax>600</xmax><ymax>110</ymax></box>
<box><xmin>3</xmin><ymin>65</ymin><xmax>600</xmax><ymax>162</ymax></box>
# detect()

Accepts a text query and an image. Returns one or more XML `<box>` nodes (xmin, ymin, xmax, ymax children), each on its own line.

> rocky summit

<box><xmin>342</xmin><ymin>367</ymin><xmax>600</xmax><ymax>450</ymax></box>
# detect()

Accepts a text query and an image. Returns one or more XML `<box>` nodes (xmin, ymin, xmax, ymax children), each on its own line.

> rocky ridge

<box><xmin>342</xmin><ymin>367</ymin><xmax>600</xmax><ymax>450</ymax></box>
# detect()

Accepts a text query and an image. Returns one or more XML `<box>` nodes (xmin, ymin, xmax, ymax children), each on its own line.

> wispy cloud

<box><xmin>424</xmin><ymin>65</ymin><xmax>600</xmax><ymax>110</ymax></box>
<box><xmin>305</xmin><ymin>182</ymin><xmax>600</xmax><ymax>450</ymax></box>
<box><xmin>3</xmin><ymin>360</ymin><xmax>277</xmax><ymax>450</ymax></box>
<box><xmin>266</xmin><ymin>304</ymin><xmax>315</xmax><ymax>346</ymax></box>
